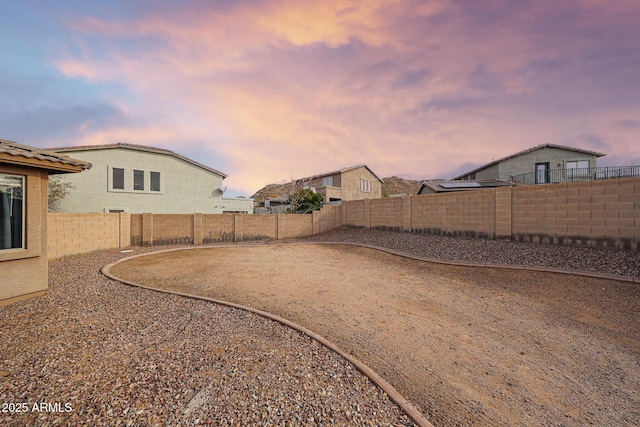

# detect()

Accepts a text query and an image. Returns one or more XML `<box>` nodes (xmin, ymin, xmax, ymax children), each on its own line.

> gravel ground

<box><xmin>108</xmin><ymin>242</ymin><xmax>640</xmax><ymax>427</ymax></box>
<box><xmin>299</xmin><ymin>228</ymin><xmax>640</xmax><ymax>279</ymax></box>
<box><xmin>0</xmin><ymin>246</ymin><xmax>414</xmax><ymax>427</ymax></box>
<box><xmin>2</xmin><ymin>228</ymin><xmax>639</xmax><ymax>427</ymax></box>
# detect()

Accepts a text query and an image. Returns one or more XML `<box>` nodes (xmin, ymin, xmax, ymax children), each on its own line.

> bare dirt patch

<box><xmin>109</xmin><ymin>244</ymin><xmax>640</xmax><ymax>426</ymax></box>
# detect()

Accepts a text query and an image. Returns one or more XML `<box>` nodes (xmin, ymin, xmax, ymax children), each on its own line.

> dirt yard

<box><xmin>109</xmin><ymin>244</ymin><xmax>640</xmax><ymax>426</ymax></box>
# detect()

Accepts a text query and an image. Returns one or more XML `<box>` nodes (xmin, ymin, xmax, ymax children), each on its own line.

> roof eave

<box><xmin>48</xmin><ymin>143</ymin><xmax>227</xmax><ymax>178</ymax></box>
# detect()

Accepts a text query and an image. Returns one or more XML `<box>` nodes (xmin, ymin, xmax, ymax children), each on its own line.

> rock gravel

<box><xmin>2</xmin><ymin>227</ymin><xmax>639</xmax><ymax>427</ymax></box>
<box><xmin>0</xmin><ymin>246</ymin><xmax>414</xmax><ymax>426</ymax></box>
<box><xmin>299</xmin><ymin>227</ymin><xmax>640</xmax><ymax>279</ymax></box>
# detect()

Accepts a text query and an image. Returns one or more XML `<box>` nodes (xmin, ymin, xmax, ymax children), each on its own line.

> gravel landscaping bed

<box><xmin>298</xmin><ymin>227</ymin><xmax>640</xmax><ymax>279</ymax></box>
<box><xmin>2</xmin><ymin>228</ymin><xmax>639</xmax><ymax>427</ymax></box>
<box><xmin>0</xmin><ymin>246</ymin><xmax>414</xmax><ymax>426</ymax></box>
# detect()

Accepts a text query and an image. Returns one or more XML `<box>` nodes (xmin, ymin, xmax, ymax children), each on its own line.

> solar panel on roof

<box><xmin>439</xmin><ymin>182</ymin><xmax>482</xmax><ymax>188</ymax></box>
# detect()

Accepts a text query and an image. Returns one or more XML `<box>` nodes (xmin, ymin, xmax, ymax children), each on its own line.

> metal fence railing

<box><xmin>510</xmin><ymin>165</ymin><xmax>640</xmax><ymax>185</ymax></box>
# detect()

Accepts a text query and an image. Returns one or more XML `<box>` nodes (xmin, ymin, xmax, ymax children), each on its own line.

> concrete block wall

<box><xmin>202</xmin><ymin>214</ymin><xmax>234</xmax><ymax>243</ymax></box>
<box><xmin>236</xmin><ymin>214</ymin><xmax>278</xmax><ymax>240</ymax></box>
<box><xmin>512</xmin><ymin>177</ymin><xmax>640</xmax><ymax>250</ymax></box>
<box><xmin>130</xmin><ymin>214</ymin><xmax>143</xmax><ymax>245</ymax></box>
<box><xmin>409</xmin><ymin>190</ymin><xmax>496</xmax><ymax>238</ymax></box>
<box><xmin>341</xmin><ymin>177</ymin><xmax>639</xmax><ymax>250</ymax></box>
<box><xmin>151</xmin><ymin>214</ymin><xmax>194</xmax><ymax>245</ymax></box>
<box><xmin>125</xmin><ymin>205</ymin><xmax>340</xmax><ymax>248</ymax></box>
<box><xmin>370</xmin><ymin>197</ymin><xmax>404</xmax><ymax>231</ymax></box>
<box><xmin>316</xmin><ymin>205</ymin><xmax>341</xmax><ymax>234</ymax></box>
<box><xmin>277</xmin><ymin>214</ymin><xmax>313</xmax><ymax>239</ymax></box>
<box><xmin>47</xmin><ymin>178</ymin><xmax>639</xmax><ymax>257</ymax></box>
<box><xmin>343</xmin><ymin>199</ymin><xmax>366</xmax><ymax>227</ymax></box>
<box><xmin>48</xmin><ymin>212</ymin><xmax>126</xmax><ymax>259</ymax></box>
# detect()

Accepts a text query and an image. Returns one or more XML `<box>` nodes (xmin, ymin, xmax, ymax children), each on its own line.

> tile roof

<box><xmin>0</xmin><ymin>139</ymin><xmax>91</xmax><ymax>172</ymax></box>
<box><xmin>47</xmin><ymin>143</ymin><xmax>227</xmax><ymax>178</ymax></box>
<box><xmin>296</xmin><ymin>164</ymin><xmax>383</xmax><ymax>183</ymax></box>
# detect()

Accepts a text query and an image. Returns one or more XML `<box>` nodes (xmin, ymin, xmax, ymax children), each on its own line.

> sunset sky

<box><xmin>2</xmin><ymin>0</ymin><xmax>639</xmax><ymax>196</ymax></box>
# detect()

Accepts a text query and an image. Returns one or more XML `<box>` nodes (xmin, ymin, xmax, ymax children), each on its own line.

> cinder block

<box><xmin>620</xmin><ymin>193</ymin><xmax>640</xmax><ymax>203</ymax></box>
<box><xmin>580</xmin><ymin>202</ymin><xmax>604</xmax><ymax>212</ymax></box>
<box><xmin>547</xmin><ymin>196</ymin><xmax>566</xmax><ymax>205</ymax></box>
<box><xmin>591</xmin><ymin>225</ymin><xmax>620</xmax><ymax>238</ymax></box>
<box><xmin>619</xmin><ymin>210</ymin><xmax>640</xmax><ymax>219</ymax></box>
<box><xmin>567</xmin><ymin>195</ymin><xmax>592</xmax><ymax>205</ymax></box>
<box><xmin>620</xmin><ymin>227</ymin><xmax>639</xmax><ymax>239</ymax></box>
<box><xmin>606</xmin><ymin>218</ymin><xmax>634</xmax><ymax>228</ymax></box>
<box><xmin>579</xmin><ymin>218</ymin><xmax>605</xmax><ymax>227</ymax></box>
<box><xmin>592</xmin><ymin>194</ymin><xmax>619</xmax><ymax>204</ymax></box>
<box><xmin>557</xmin><ymin>218</ymin><xmax>579</xmax><ymax>226</ymax></box>
<box><xmin>567</xmin><ymin>225</ymin><xmax>592</xmax><ymax>236</ymax></box>
<box><xmin>592</xmin><ymin>210</ymin><xmax>612</xmax><ymax>219</ymax></box>
<box><xmin>607</xmin><ymin>183</ymin><xmax>636</xmax><ymax>195</ymax></box>
<box><xmin>546</xmin><ymin>224</ymin><xmax>567</xmax><ymax>234</ymax></box>
<box><xmin>609</xmin><ymin>202</ymin><xmax>633</xmax><ymax>211</ymax></box>
<box><xmin>546</xmin><ymin>211</ymin><xmax>567</xmax><ymax>218</ymax></box>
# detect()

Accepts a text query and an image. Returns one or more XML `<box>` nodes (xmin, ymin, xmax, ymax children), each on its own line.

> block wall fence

<box><xmin>342</xmin><ymin>177</ymin><xmax>640</xmax><ymax>251</ymax></box>
<box><xmin>47</xmin><ymin>205</ymin><xmax>343</xmax><ymax>259</ymax></box>
<box><xmin>47</xmin><ymin>177</ymin><xmax>640</xmax><ymax>258</ymax></box>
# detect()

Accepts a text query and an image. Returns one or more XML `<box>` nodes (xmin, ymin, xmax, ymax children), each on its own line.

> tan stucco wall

<box><xmin>221</xmin><ymin>197</ymin><xmax>254</xmax><ymax>214</ymax></box>
<box><xmin>498</xmin><ymin>147</ymin><xmax>598</xmax><ymax>180</ymax></box>
<box><xmin>340</xmin><ymin>168</ymin><xmax>382</xmax><ymax>200</ymax></box>
<box><xmin>0</xmin><ymin>165</ymin><xmax>48</xmax><ymax>304</ymax></box>
<box><xmin>53</xmin><ymin>148</ymin><xmax>226</xmax><ymax>213</ymax></box>
<box><xmin>475</xmin><ymin>163</ymin><xmax>500</xmax><ymax>180</ymax></box>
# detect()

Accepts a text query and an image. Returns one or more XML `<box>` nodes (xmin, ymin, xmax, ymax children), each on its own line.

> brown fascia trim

<box><xmin>0</xmin><ymin>153</ymin><xmax>87</xmax><ymax>174</ymax></box>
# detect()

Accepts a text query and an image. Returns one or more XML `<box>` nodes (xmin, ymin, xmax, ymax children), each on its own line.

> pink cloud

<box><xmin>52</xmin><ymin>0</ymin><xmax>640</xmax><ymax>194</ymax></box>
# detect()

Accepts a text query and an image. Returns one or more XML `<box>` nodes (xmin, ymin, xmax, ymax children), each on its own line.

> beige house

<box><xmin>48</xmin><ymin>143</ymin><xmax>252</xmax><ymax>214</ymax></box>
<box><xmin>1</xmin><ymin>139</ymin><xmax>90</xmax><ymax>305</ymax></box>
<box><xmin>296</xmin><ymin>164</ymin><xmax>383</xmax><ymax>203</ymax></box>
<box><xmin>454</xmin><ymin>144</ymin><xmax>605</xmax><ymax>184</ymax></box>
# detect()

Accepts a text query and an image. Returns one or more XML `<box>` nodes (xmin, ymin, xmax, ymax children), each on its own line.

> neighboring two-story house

<box><xmin>47</xmin><ymin>143</ymin><xmax>252</xmax><ymax>214</ymax></box>
<box><xmin>454</xmin><ymin>144</ymin><xmax>605</xmax><ymax>184</ymax></box>
<box><xmin>295</xmin><ymin>164</ymin><xmax>383</xmax><ymax>203</ymax></box>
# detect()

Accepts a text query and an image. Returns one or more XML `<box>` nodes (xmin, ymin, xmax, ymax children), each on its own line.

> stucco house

<box><xmin>47</xmin><ymin>143</ymin><xmax>252</xmax><ymax>214</ymax></box>
<box><xmin>295</xmin><ymin>164</ymin><xmax>383</xmax><ymax>203</ymax></box>
<box><xmin>1</xmin><ymin>139</ymin><xmax>90</xmax><ymax>305</ymax></box>
<box><xmin>454</xmin><ymin>144</ymin><xmax>605</xmax><ymax>184</ymax></box>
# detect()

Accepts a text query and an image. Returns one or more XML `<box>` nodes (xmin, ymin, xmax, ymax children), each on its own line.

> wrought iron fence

<box><xmin>510</xmin><ymin>165</ymin><xmax>640</xmax><ymax>185</ymax></box>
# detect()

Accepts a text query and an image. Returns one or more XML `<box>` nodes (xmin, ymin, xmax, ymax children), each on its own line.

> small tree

<box><xmin>48</xmin><ymin>175</ymin><xmax>74</xmax><ymax>212</ymax></box>
<box><xmin>294</xmin><ymin>188</ymin><xmax>323</xmax><ymax>213</ymax></box>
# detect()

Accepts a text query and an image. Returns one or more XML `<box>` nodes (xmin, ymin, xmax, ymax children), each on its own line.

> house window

<box><xmin>112</xmin><ymin>168</ymin><xmax>125</xmax><ymax>190</ymax></box>
<box><xmin>360</xmin><ymin>178</ymin><xmax>371</xmax><ymax>193</ymax></box>
<box><xmin>133</xmin><ymin>170</ymin><xmax>144</xmax><ymax>191</ymax></box>
<box><xmin>566</xmin><ymin>160</ymin><xmax>590</xmax><ymax>179</ymax></box>
<box><xmin>322</xmin><ymin>176</ymin><xmax>333</xmax><ymax>187</ymax></box>
<box><xmin>0</xmin><ymin>174</ymin><xmax>24</xmax><ymax>250</ymax></box>
<box><xmin>150</xmin><ymin>171</ymin><xmax>161</xmax><ymax>192</ymax></box>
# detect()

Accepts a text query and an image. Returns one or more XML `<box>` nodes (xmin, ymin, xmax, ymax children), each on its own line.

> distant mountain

<box><xmin>251</xmin><ymin>183</ymin><xmax>288</xmax><ymax>203</ymax></box>
<box><xmin>252</xmin><ymin>176</ymin><xmax>424</xmax><ymax>203</ymax></box>
<box><xmin>381</xmin><ymin>176</ymin><xmax>423</xmax><ymax>196</ymax></box>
